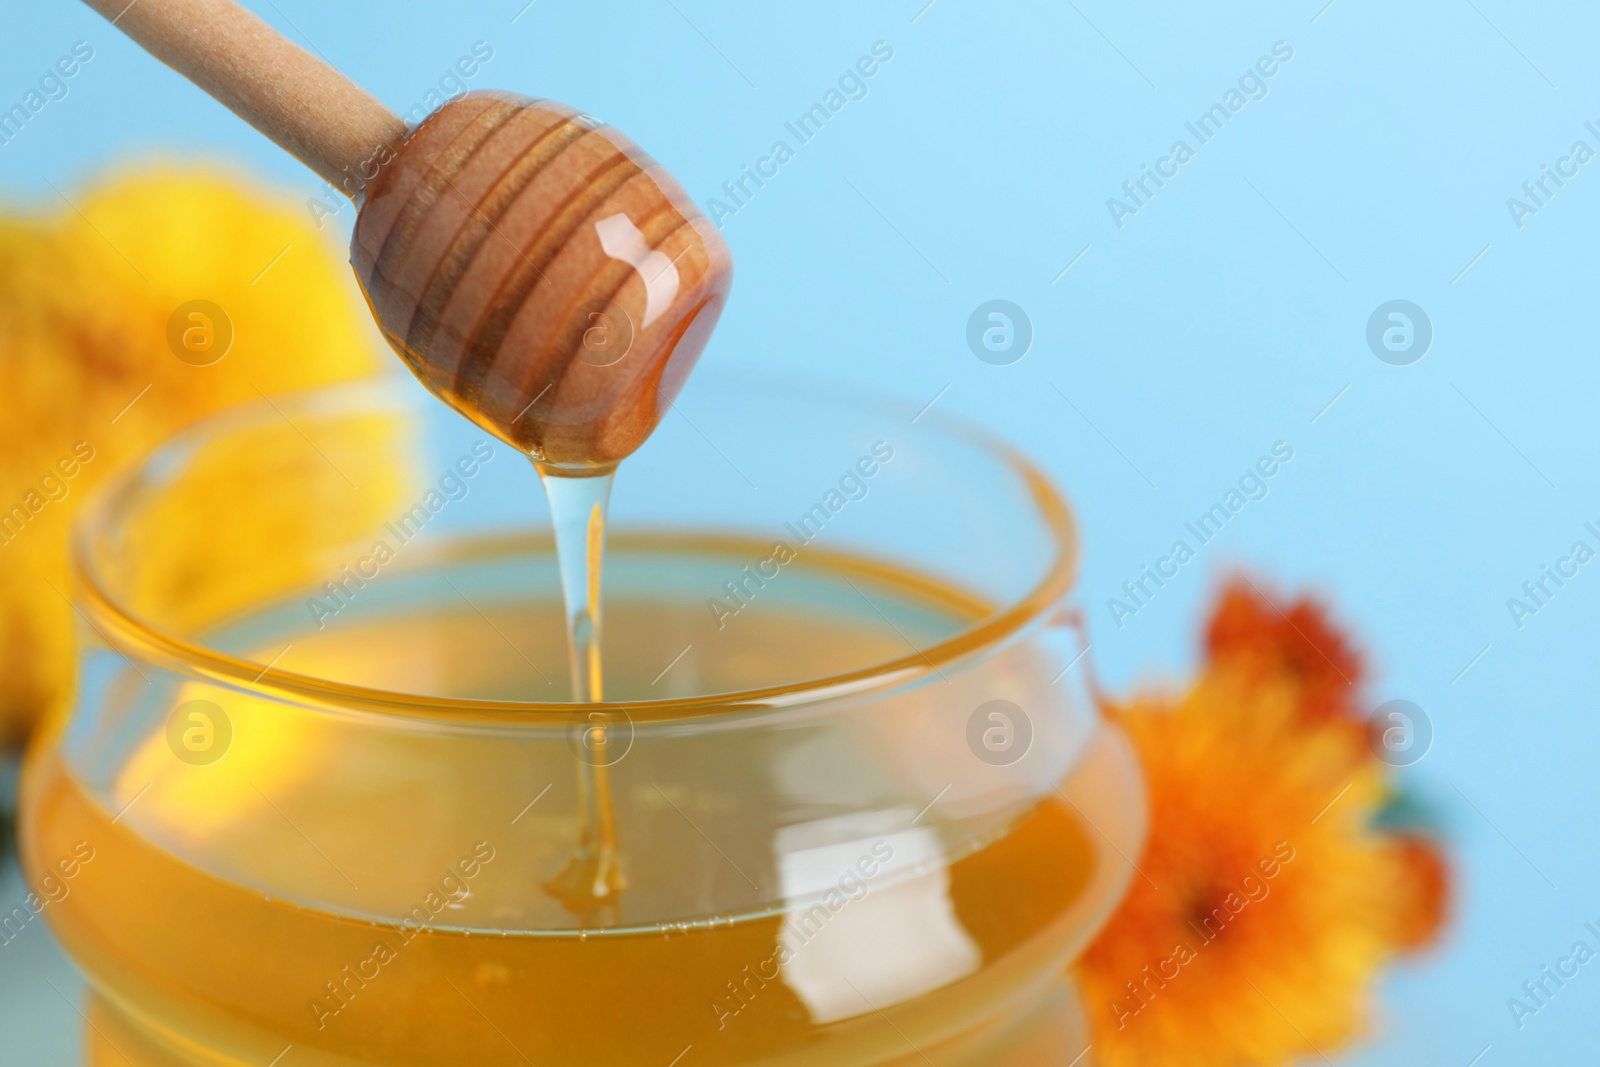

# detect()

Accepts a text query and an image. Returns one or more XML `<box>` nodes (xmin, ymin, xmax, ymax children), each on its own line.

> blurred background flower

<box><xmin>0</xmin><ymin>165</ymin><xmax>384</xmax><ymax>744</ymax></box>
<box><xmin>1077</xmin><ymin>577</ymin><xmax>1450</xmax><ymax>1067</ymax></box>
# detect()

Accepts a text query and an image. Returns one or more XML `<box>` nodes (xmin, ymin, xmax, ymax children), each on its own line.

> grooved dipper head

<box><xmin>352</xmin><ymin>91</ymin><xmax>733</xmax><ymax>471</ymax></box>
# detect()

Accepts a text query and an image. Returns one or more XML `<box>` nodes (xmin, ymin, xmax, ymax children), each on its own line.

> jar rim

<box><xmin>71</xmin><ymin>376</ymin><xmax>1080</xmax><ymax>725</ymax></box>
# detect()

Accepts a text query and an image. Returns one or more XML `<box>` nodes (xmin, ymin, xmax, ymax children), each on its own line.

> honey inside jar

<box><xmin>26</xmin><ymin>535</ymin><xmax>1139</xmax><ymax>1066</ymax></box>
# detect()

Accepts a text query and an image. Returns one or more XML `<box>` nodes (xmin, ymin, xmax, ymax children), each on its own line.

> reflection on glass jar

<box><xmin>21</xmin><ymin>378</ymin><xmax>1144</xmax><ymax>1066</ymax></box>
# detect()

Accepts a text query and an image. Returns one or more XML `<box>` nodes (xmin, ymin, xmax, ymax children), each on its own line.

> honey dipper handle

<box><xmin>80</xmin><ymin>0</ymin><xmax>406</xmax><ymax>192</ymax></box>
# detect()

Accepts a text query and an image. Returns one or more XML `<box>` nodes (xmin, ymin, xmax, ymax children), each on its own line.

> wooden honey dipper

<box><xmin>83</xmin><ymin>0</ymin><xmax>733</xmax><ymax>472</ymax></box>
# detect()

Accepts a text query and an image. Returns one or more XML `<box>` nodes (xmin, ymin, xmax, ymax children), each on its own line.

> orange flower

<box><xmin>1383</xmin><ymin>833</ymin><xmax>1450</xmax><ymax>952</ymax></box>
<box><xmin>1205</xmin><ymin>576</ymin><xmax>1362</xmax><ymax>725</ymax></box>
<box><xmin>1076</xmin><ymin>583</ymin><xmax>1449</xmax><ymax>1067</ymax></box>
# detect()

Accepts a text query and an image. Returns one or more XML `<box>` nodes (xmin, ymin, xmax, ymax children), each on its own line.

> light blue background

<box><xmin>3</xmin><ymin>1</ymin><xmax>1597</xmax><ymax>1063</ymax></box>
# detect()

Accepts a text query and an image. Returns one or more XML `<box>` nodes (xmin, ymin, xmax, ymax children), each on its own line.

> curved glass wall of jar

<box><xmin>22</xmin><ymin>376</ymin><xmax>1145</xmax><ymax>1067</ymax></box>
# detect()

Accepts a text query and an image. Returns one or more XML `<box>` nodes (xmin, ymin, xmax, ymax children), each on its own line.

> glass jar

<box><xmin>20</xmin><ymin>376</ymin><xmax>1144</xmax><ymax>1066</ymax></box>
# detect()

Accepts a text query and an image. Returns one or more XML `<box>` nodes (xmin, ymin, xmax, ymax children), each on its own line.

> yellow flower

<box><xmin>0</xmin><ymin>166</ymin><xmax>385</xmax><ymax>743</ymax></box>
<box><xmin>1076</xmin><ymin>583</ymin><xmax>1449</xmax><ymax>1067</ymax></box>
